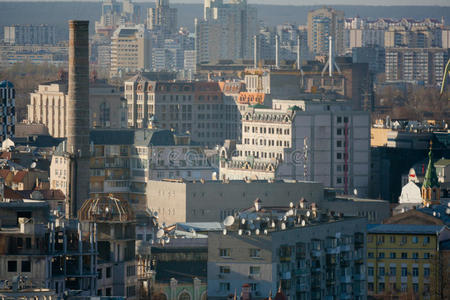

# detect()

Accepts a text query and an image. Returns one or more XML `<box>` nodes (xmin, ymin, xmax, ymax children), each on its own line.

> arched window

<box><xmin>179</xmin><ymin>292</ymin><xmax>190</xmax><ymax>300</ymax></box>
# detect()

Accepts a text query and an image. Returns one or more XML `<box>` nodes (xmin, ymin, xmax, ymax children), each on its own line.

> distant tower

<box><xmin>0</xmin><ymin>80</ymin><xmax>15</xmax><ymax>143</ymax></box>
<box><xmin>147</xmin><ymin>0</ymin><xmax>178</xmax><ymax>35</ymax></box>
<box><xmin>67</xmin><ymin>20</ymin><xmax>90</xmax><ymax>217</ymax></box>
<box><xmin>421</xmin><ymin>141</ymin><xmax>440</xmax><ymax>206</ymax></box>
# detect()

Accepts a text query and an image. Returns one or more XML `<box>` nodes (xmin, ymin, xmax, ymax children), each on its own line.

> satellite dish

<box><xmin>223</xmin><ymin>229</ymin><xmax>227</xmax><ymax>235</ymax></box>
<box><xmin>164</xmin><ymin>236</ymin><xmax>170</xmax><ymax>244</ymax></box>
<box><xmin>249</xmin><ymin>223</ymin><xmax>256</xmax><ymax>230</ymax></box>
<box><xmin>306</xmin><ymin>211</ymin><xmax>311</xmax><ymax>217</ymax></box>
<box><xmin>241</xmin><ymin>218</ymin><xmax>246</xmax><ymax>225</ymax></box>
<box><xmin>289</xmin><ymin>202</ymin><xmax>294</xmax><ymax>208</ymax></box>
<box><xmin>271</xmin><ymin>221</ymin><xmax>275</xmax><ymax>228</ymax></box>
<box><xmin>255</xmin><ymin>229</ymin><xmax>260</xmax><ymax>235</ymax></box>
<box><xmin>30</xmin><ymin>162</ymin><xmax>37</xmax><ymax>169</ymax></box>
<box><xmin>247</xmin><ymin>230</ymin><xmax>251</xmax><ymax>236</ymax></box>
<box><xmin>301</xmin><ymin>220</ymin><xmax>306</xmax><ymax>226</ymax></box>
<box><xmin>238</xmin><ymin>229</ymin><xmax>243</xmax><ymax>235</ymax></box>
<box><xmin>153</xmin><ymin>211</ymin><xmax>159</xmax><ymax>218</ymax></box>
<box><xmin>264</xmin><ymin>229</ymin><xmax>268</xmax><ymax>235</ymax></box>
<box><xmin>281</xmin><ymin>223</ymin><xmax>286</xmax><ymax>230</ymax></box>
<box><xmin>286</xmin><ymin>209</ymin><xmax>294</xmax><ymax>216</ymax></box>
<box><xmin>353</xmin><ymin>189</ymin><xmax>358</xmax><ymax>196</ymax></box>
<box><xmin>156</xmin><ymin>229</ymin><xmax>164</xmax><ymax>239</ymax></box>
<box><xmin>223</xmin><ymin>216</ymin><xmax>235</xmax><ymax>227</ymax></box>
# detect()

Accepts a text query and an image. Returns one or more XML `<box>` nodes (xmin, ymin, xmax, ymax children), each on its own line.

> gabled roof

<box><xmin>422</xmin><ymin>146</ymin><xmax>439</xmax><ymax>188</ymax></box>
<box><xmin>12</xmin><ymin>171</ymin><xmax>27</xmax><ymax>183</ymax></box>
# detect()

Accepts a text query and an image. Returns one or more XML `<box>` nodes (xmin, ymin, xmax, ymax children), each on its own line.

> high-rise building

<box><xmin>0</xmin><ymin>80</ymin><xmax>15</xmax><ymax>143</ymax></box>
<box><xmin>95</xmin><ymin>0</ymin><xmax>140</xmax><ymax>36</ymax></box>
<box><xmin>220</xmin><ymin>99</ymin><xmax>371</xmax><ymax>196</ymax></box>
<box><xmin>124</xmin><ymin>75</ymin><xmax>240</xmax><ymax>146</ymax></box>
<box><xmin>110</xmin><ymin>25</ymin><xmax>151</xmax><ymax>77</ymax></box>
<box><xmin>147</xmin><ymin>0</ymin><xmax>178</xmax><ymax>35</ymax></box>
<box><xmin>195</xmin><ymin>0</ymin><xmax>258</xmax><ymax>64</ymax></box>
<box><xmin>3</xmin><ymin>24</ymin><xmax>56</xmax><ymax>45</ymax></box>
<box><xmin>385</xmin><ymin>48</ymin><xmax>449</xmax><ymax>85</ymax></box>
<box><xmin>307</xmin><ymin>7</ymin><xmax>345</xmax><ymax>56</ymax></box>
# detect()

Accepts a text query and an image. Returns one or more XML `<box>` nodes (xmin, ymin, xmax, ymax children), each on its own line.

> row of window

<box><xmin>7</xmin><ymin>260</ymin><xmax>31</xmax><ymax>273</ymax></box>
<box><xmin>369</xmin><ymin>235</ymin><xmax>431</xmax><ymax>244</ymax></box>
<box><xmin>368</xmin><ymin>282</ymin><xmax>427</xmax><ymax>294</ymax></box>
<box><xmin>368</xmin><ymin>251</ymin><xmax>431</xmax><ymax>259</ymax></box>
<box><xmin>368</xmin><ymin>266</ymin><xmax>430</xmax><ymax>277</ymax></box>
<box><xmin>243</xmin><ymin>138</ymin><xmax>290</xmax><ymax>148</ymax></box>
<box><xmin>244</xmin><ymin>126</ymin><xmax>290</xmax><ymax>135</ymax></box>
<box><xmin>219</xmin><ymin>248</ymin><xmax>261</xmax><ymax>258</ymax></box>
<box><xmin>219</xmin><ymin>265</ymin><xmax>261</xmax><ymax>275</ymax></box>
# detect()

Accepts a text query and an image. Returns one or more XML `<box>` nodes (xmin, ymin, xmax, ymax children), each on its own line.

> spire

<box><xmin>422</xmin><ymin>141</ymin><xmax>439</xmax><ymax>189</ymax></box>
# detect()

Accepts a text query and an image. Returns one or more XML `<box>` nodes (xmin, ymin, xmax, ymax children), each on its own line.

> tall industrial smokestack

<box><xmin>297</xmin><ymin>34</ymin><xmax>301</xmax><ymax>70</ymax></box>
<box><xmin>253</xmin><ymin>35</ymin><xmax>258</xmax><ymax>69</ymax></box>
<box><xmin>67</xmin><ymin>20</ymin><xmax>90</xmax><ymax>218</ymax></box>
<box><xmin>275</xmin><ymin>34</ymin><xmax>280</xmax><ymax>69</ymax></box>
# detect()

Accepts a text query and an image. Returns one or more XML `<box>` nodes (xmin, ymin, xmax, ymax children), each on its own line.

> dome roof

<box><xmin>0</xmin><ymin>80</ymin><xmax>14</xmax><ymax>88</ymax></box>
<box><xmin>78</xmin><ymin>195</ymin><xmax>135</xmax><ymax>222</ymax></box>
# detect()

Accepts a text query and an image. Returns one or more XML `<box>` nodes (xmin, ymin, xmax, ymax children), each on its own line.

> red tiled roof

<box><xmin>3</xmin><ymin>186</ymin><xmax>24</xmax><ymax>200</ymax></box>
<box><xmin>12</xmin><ymin>171</ymin><xmax>27</xmax><ymax>183</ymax></box>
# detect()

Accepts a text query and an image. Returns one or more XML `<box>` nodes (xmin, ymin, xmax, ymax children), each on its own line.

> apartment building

<box><xmin>307</xmin><ymin>7</ymin><xmax>345</xmax><ymax>56</ymax></box>
<box><xmin>385</xmin><ymin>48</ymin><xmax>449</xmax><ymax>85</ymax></box>
<box><xmin>0</xmin><ymin>200</ymin><xmax>97</xmax><ymax>298</ymax></box>
<box><xmin>147</xmin><ymin>0</ymin><xmax>177</xmax><ymax>35</ymax></box>
<box><xmin>110</xmin><ymin>25</ymin><xmax>151</xmax><ymax>77</ymax></box>
<box><xmin>124</xmin><ymin>75</ymin><xmax>240</xmax><ymax>146</ymax></box>
<box><xmin>208</xmin><ymin>201</ymin><xmax>367</xmax><ymax>300</ymax></box>
<box><xmin>3</xmin><ymin>24</ymin><xmax>56</xmax><ymax>45</ymax></box>
<box><xmin>220</xmin><ymin>99</ymin><xmax>371</xmax><ymax>196</ymax></box>
<box><xmin>195</xmin><ymin>0</ymin><xmax>258</xmax><ymax>63</ymax></box>
<box><xmin>367</xmin><ymin>224</ymin><xmax>449</xmax><ymax>299</ymax></box>
<box><xmin>27</xmin><ymin>78</ymin><xmax>125</xmax><ymax>138</ymax></box>
<box><xmin>0</xmin><ymin>80</ymin><xmax>15</xmax><ymax>143</ymax></box>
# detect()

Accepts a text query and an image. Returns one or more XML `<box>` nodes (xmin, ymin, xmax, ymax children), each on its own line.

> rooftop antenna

<box><xmin>275</xmin><ymin>34</ymin><xmax>280</xmax><ymax>69</ymax></box>
<box><xmin>253</xmin><ymin>35</ymin><xmax>258</xmax><ymax>69</ymax></box>
<box><xmin>321</xmin><ymin>35</ymin><xmax>341</xmax><ymax>77</ymax></box>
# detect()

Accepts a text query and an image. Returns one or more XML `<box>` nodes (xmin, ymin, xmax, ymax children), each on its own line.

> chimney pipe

<box><xmin>67</xmin><ymin>20</ymin><xmax>90</xmax><ymax>218</ymax></box>
<box><xmin>328</xmin><ymin>35</ymin><xmax>333</xmax><ymax>77</ymax></box>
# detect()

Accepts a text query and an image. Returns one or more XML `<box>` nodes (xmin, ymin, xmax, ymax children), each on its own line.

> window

<box><xmin>106</xmin><ymin>287</ymin><xmax>112</xmax><ymax>296</ymax></box>
<box><xmin>126</xmin><ymin>286</ymin><xmax>136</xmax><ymax>297</ymax></box>
<box><xmin>219</xmin><ymin>266</ymin><xmax>230</xmax><ymax>274</ymax></box>
<box><xmin>337</xmin><ymin>128</ymin><xmax>342</xmax><ymax>135</ymax></box>
<box><xmin>389</xmin><ymin>267</ymin><xmax>396</xmax><ymax>276</ymax></box>
<box><xmin>424</xmin><ymin>267</ymin><xmax>430</xmax><ymax>278</ymax></box>
<box><xmin>401</xmin><ymin>267</ymin><xmax>407</xmax><ymax>276</ymax></box>
<box><xmin>7</xmin><ymin>261</ymin><xmax>17</xmax><ymax>272</ymax></box>
<box><xmin>390</xmin><ymin>236</ymin><xmax>396</xmax><ymax>243</ymax></box>
<box><xmin>97</xmin><ymin>268</ymin><xmax>102</xmax><ymax>279</ymax></box>
<box><xmin>378</xmin><ymin>252</ymin><xmax>385</xmax><ymax>259</ymax></box>
<box><xmin>220</xmin><ymin>248</ymin><xmax>231</xmax><ymax>258</ymax></box>
<box><xmin>368</xmin><ymin>267</ymin><xmax>374</xmax><ymax>276</ymax></box>
<box><xmin>127</xmin><ymin>265</ymin><xmax>136</xmax><ymax>277</ymax></box>
<box><xmin>390</xmin><ymin>252</ymin><xmax>396</xmax><ymax>259</ymax></box>
<box><xmin>21</xmin><ymin>261</ymin><xmax>31</xmax><ymax>272</ymax></box>
<box><xmin>424</xmin><ymin>253</ymin><xmax>430</xmax><ymax>259</ymax></box>
<box><xmin>368</xmin><ymin>252</ymin><xmax>374</xmax><ymax>258</ymax></box>
<box><xmin>337</xmin><ymin>116</ymin><xmax>342</xmax><ymax>123</ymax></box>
<box><xmin>106</xmin><ymin>267</ymin><xmax>111</xmax><ymax>278</ymax></box>
<box><xmin>412</xmin><ymin>267</ymin><xmax>419</xmax><ymax>277</ymax></box>
<box><xmin>378</xmin><ymin>267</ymin><xmax>385</xmax><ymax>276</ymax></box>
<box><xmin>412</xmin><ymin>252</ymin><xmax>419</xmax><ymax>259</ymax></box>
<box><xmin>401</xmin><ymin>252</ymin><xmax>408</xmax><ymax>259</ymax></box>
<box><xmin>249</xmin><ymin>266</ymin><xmax>260</xmax><ymax>275</ymax></box>
<box><xmin>412</xmin><ymin>236</ymin><xmax>418</xmax><ymax>244</ymax></box>
<box><xmin>378</xmin><ymin>283</ymin><xmax>385</xmax><ymax>292</ymax></box>
<box><xmin>337</xmin><ymin>153</ymin><xmax>342</xmax><ymax>159</ymax></box>
<box><xmin>336</xmin><ymin>140</ymin><xmax>342</xmax><ymax>147</ymax></box>
<box><xmin>344</xmin><ymin>117</ymin><xmax>349</xmax><ymax>123</ymax></box>
<box><xmin>249</xmin><ymin>283</ymin><xmax>259</xmax><ymax>292</ymax></box>
<box><xmin>401</xmin><ymin>236</ymin><xmax>407</xmax><ymax>244</ymax></box>
<box><xmin>219</xmin><ymin>282</ymin><xmax>230</xmax><ymax>292</ymax></box>
<box><xmin>368</xmin><ymin>282</ymin><xmax>374</xmax><ymax>292</ymax></box>
<box><xmin>250</xmin><ymin>248</ymin><xmax>261</xmax><ymax>258</ymax></box>
<box><xmin>423</xmin><ymin>236</ymin><xmax>430</xmax><ymax>244</ymax></box>
<box><xmin>413</xmin><ymin>283</ymin><xmax>419</xmax><ymax>293</ymax></box>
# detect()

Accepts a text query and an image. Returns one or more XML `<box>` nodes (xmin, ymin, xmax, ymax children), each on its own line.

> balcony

<box><xmin>296</xmin><ymin>283</ymin><xmax>309</xmax><ymax>292</ymax></box>
<box><xmin>340</xmin><ymin>275</ymin><xmax>352</xmax><ymax>283</ymax></box>
<box><xmin>354</xmin><ymin>273</ymin><xmax>365</xmax><ymax>281</ymax></box>
<box><xmin>311</xmin><ymin>250</ymin><xmax>322</xmax><ymax>257</ymax></box>
<box><xmin>295</xmin><ymin>268</ymin><xmax>309</xmax><ymax>276</ymax></box>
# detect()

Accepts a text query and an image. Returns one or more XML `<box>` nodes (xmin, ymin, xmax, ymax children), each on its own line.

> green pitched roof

<box><xmin>422</xmin><ymin>146</ymin><xmax>440</xmax><ymax>188</ymax></box>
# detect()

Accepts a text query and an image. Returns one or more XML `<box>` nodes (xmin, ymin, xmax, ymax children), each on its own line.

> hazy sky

<box><xmin>0</xmin><ymin>0</ymin><xmax>449</xmax><ymax>5</ymax></box>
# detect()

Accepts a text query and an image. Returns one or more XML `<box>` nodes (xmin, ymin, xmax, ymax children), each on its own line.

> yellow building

<box><xmin>367</xmin><ymin>224</ymin><xmax>449</xmax><ymax>299</ymax></box>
